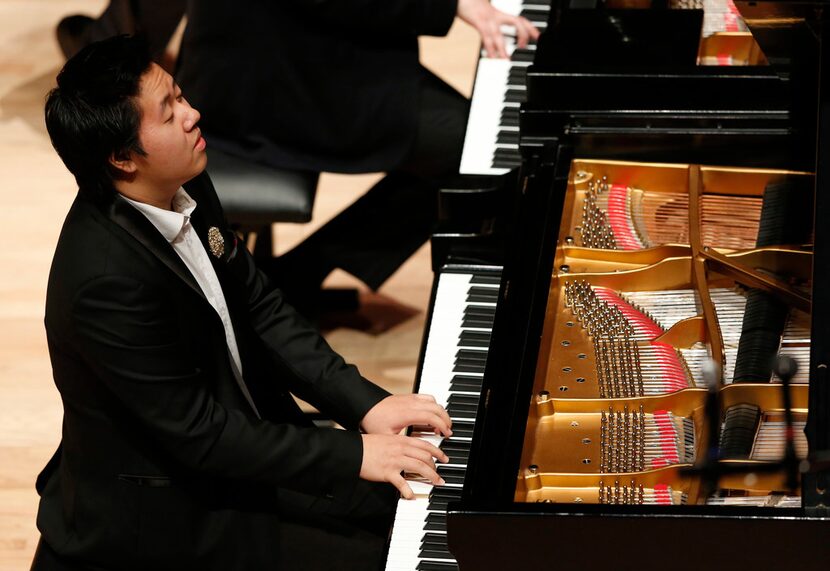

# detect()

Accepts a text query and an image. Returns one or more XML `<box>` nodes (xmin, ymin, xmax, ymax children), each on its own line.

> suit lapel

<box><xmin>184</xmin><ymin>174</ymin><xmax>225</xmax><ymax>267</ymax></box>
<box><xmin>105</xmin><ymin>190</ymin><xmax>208</xmax><ymax>303</ymax></box>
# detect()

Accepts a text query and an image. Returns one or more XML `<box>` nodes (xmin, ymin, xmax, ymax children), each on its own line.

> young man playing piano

<box><xmin>31</xmin><ymin>36</ymin><xmax>452</xmax><ymax>571</ymax></box>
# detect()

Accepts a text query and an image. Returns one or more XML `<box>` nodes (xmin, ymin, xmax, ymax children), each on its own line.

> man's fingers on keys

<box><xmin>402</xmin><ymin>457</ymin><xmax>443</xmax><ymax>486</ymax></box>
<box><xmin>405</xmin><ymin>441</ymin><xmax>440</xmax><ymax>467</ymax></box>
<box><xmin>411</xmin><ymin>403</ymin><xmax>452</xmax><ymax>436</ymax></box>
<box><xmin>411</xmin><ymin>437</ymin><xmax>448</xmax><ymax>464</ymax></box>
<box><xmin>416</xmin><ymin>394</ymin><xmax>438</xmax><ymax>403</ymax></box>
<box><xmin>392</xmin><ymin>473</ymin><xmax>415</xmax><ymax>500</ymax></box>
<box><xmin>415</xmin><ymin>406</ymin><xmax>452</xmax><ymax>435</ymax></box>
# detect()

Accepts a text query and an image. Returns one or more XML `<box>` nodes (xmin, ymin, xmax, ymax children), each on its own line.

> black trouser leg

<box><xmin>30</xmin><ymin>539</ymin><xmax>91</xmax><ymax>571</ymax></box>
<box><xmin>88</xmin><ymin>0</ymin><xmax>186</xmax><ymax>59</ymax></box>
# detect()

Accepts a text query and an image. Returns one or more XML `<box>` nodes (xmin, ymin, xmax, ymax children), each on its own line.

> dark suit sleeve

<box><xmin>190</xmin><ymin>172</ymin><xmax>391</xmax><ymax>429</ymax></box>
<box><xmin>228</xmin><ymin>242</ymin><xmax>392</xmax><ymax>430</ymax></box>
<box><xmin>288</xmin><ymin>0</ymin><xmax>458</xmax><ymax>37</ymax></box>
<box><xmin>70</xmin><ymin>274</ymin><xmax>362</xmax><ymax>499</ymax></box>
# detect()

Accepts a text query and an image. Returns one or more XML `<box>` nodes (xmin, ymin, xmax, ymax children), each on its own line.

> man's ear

<box><xmin>109</xmin><ymin>150</ymin><xmax>138</xmax><ymax>177</ymax></box>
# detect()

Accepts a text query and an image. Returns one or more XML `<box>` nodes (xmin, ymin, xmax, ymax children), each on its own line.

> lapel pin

<box><xmin>207</xmin><ymin>226</ymin><xmax>225</xmax><ymax>259</ymax></box>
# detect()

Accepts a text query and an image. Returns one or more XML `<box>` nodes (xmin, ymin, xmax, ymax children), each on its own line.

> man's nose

<box><xmin>184</xmin><ymin>107</ymin><xmax>201</xmax><ymax>131</ymax></box>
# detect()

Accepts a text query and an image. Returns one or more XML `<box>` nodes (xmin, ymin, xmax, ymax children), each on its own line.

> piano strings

<box><xmin>515</xmin><ymin>159</ymin><xmax>813</xmax><ymax>507</ymax></box>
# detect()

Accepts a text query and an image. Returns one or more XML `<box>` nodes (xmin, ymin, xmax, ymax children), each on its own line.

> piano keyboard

<box><xmin>385</xmin><ymin>266</ymin><xmax>502</xmax><ymax>571</ymax></box>
<box><xmin>458</xmin><ymin>1</ymin><xmax>550</xmax><ymax>176</ymax></box>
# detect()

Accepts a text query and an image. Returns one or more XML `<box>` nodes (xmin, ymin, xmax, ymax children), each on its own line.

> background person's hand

<box><xmin>457</xmin><ymin>0</ymin><xmax>540</xmax><ymax>59</ymax></box>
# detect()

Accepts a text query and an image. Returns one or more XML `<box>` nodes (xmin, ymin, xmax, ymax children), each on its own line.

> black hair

<box><xmin>45</xmin><ymin>35</ymin><xmax>152</xmax><ymax>201</ymax></box>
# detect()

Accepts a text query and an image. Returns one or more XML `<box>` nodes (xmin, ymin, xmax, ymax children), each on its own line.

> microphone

<box><xmin>773</xmin><ymin>354</ymin><xmax>800</xmax><ymax>491</ymax></box>
<box><xmin>701</xmin><ymin>359</ymin><xmax>722</xmax><ymax>497</ymax></box>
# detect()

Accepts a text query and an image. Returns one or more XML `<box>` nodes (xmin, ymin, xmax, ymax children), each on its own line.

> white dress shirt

<box><xmin>122</xmin><ymin>189</ymin><xmax>260</xmax><ymax>417</ymax></box>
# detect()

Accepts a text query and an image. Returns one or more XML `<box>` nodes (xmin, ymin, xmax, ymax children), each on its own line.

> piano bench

<box><xmin>205</xmin><ymin>147</ymin><xmax>319</xmax><ymax>260</ymax></box>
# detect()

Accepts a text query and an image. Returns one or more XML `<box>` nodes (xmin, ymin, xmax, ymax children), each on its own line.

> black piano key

<box><xmin>508</xmin><ymin>66</ymin><xmax>529</xmax><ymax>84</ymax></box>
<box><xmin>450</xmin><ymin>420</ymin><xmax>475</xmax><ymax>438</ymax></box>
<box><xmin>454</xmin><ymin>356</ymin><xmax>486</xmax><ymax>369</ymax></box>
<box><xmin>458</xmin><ymin>330</ymin><xmax>491</xmax><ymax>348</ymax></box>
<box><xmin>493</xmin><ymin>154</ymin><xmax>521</xmax><ymax>167</ymax></box>
<box><xmin>437</xmin><ymin>466</ymin><xmax>467</xmax><ymax>485</ymax></box>
<box><xmin>417</xmin><ymin>562</ymin><xmax>458</xmax><ymax>571</ymax></box>
<box><xmin>442</xmin><ymin>449</ymin><xmax>469</xmax><ymax>465</ymax></box>
<box><xmin>504</xmin><ymin>88</ymin><xmax>526</xmax><ymax>104</ymax></box>
<box><xmin>511</xmin><ymin>48</ymin><xmax>535</xmax><ymax>63</ymax></box>
<box><xmin>520</xmin><ymin>8</ymin><xmax>550</xmax><ymax>22</ymax></box>
<box><xmin>452</xmin><ymin>363</ymin><xmax>485</xmax><ymax>374</ymax></box>
<box><xmin>465</xmin><ymin>305</ymin><xmax>496</xmax><ymax>317</ymax></box>
<box><xmin>455</xmin><ymin>349</ymin><xmax>488</xmax><ymax>363</ymax></box>
<box><xmin>466</xmin><ymin>286</ymin><xmax>499</xmax><ymax>303</ymax></box>
<box><xmin>470</xmin><ymin>273</ymin><xmax>501</xmax><ymax>285</ymax></box>
<box><xmin>493</xmin><ymin>151</ymin><xmax>521</xmax><ymax>164</ymax></box>
<box><xmin>500</xmin><ymin>108</ymin><xmax>519</xmax><ymax>127</ymax></box>
<box><xmin>492</xmin><ymin>158</ymin><xmax>521</xmax><ymax>169</ymax></box>
<box><xmin>441</xmin><ymin>449</ymin><xmax>469</xmax><ymax>465</ymax></box>
<box><xmin>419</xmin><ymin>548</ymin><xmax>453</xmax><ymax>560</ymax></box>
<box><xmin>453</xmin><ymin>359</ymin><xmax>486</xmax><ymax>373</ymax></box>
<box><xmin>447</xmin><ymin>402</ymin><xmax>479</xmax><ymax>416</ymax></box>
<box><xmin>496</xmin><ymin>130</ymin><xmax>520</xmax><ymax>145</ymax></box>
<box><xmin>425</xmin><ymin>512</ymin><xmax>448</xmax><ymax>531</ymax></box>
<box><xmin>422</xmin><ymin>532</ymin><xmax>449</xmax><ymax>548</ymax></box>
<box><xmin>448</xmin><ymin>393</ymin><xmax>480</xmax><ymax>406</ymax></box>
<box><xmin>420</xmin><ymin>534</ymin><xmax>452</xmax><ymax>559</ymax></box>
<box><xmin>450</xmin><ymin>374</ymin><xmax>484</xmax><ymax>392</ymax></box>
<box><xmin>460</xmin><ymin>317</ymin><xmax>493</xmax><ymax>329</ymax></box>
<box><xmin>493</xmin><ymin>147</ymin><xmax>521</xmax><ymax>160</ymax></box>
<box><xmin>427</xmin><ymin>490</ymin><xmax>461</xmax><ymax>513</ymax></box>
<box><xmin>430</xmin><ymin>486</ymin><xmax>462</xmax><ymax>501</ymax></box>
<box><xmin>440</xmin><ymin>438</ymin><xmax>471</xmax><ymax>452</ymax></box>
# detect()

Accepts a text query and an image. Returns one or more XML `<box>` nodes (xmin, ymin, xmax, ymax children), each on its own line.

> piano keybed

<box><xmin>385</xmin><ymin>266</ymin><xmax>501</xmax><ymax>571</ymax></box>
<box><xmin>513</xmin><ymin>159</ymin><xmax>814</xmax><ymax>508</ymax></box>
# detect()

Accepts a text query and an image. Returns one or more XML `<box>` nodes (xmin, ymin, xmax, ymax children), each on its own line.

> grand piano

<box><xmin>386</xmin><ymin>1</ymin><xmax>830</xmax><ymax>569</ymax></box>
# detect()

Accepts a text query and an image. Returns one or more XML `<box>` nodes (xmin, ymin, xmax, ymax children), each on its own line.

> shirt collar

<box><xmin>121</xmin><ymin>188</ymin><xmax>198</xmax><ymax>243</ymax></box>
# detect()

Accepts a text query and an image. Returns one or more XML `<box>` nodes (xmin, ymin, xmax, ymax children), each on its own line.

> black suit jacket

<box><xmin>36</xmin><ymin>172</ymin><xmax>390</xmax><ymax>570</ymax></box>
<box><xmin>176</xmin><ymin>0</ymin><xmax>457</xmax><ymax>173</ymax></box>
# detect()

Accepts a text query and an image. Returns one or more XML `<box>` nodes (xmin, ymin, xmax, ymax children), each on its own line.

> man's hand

<box><xmin>360</xmin><ymin>433</ymin><xmax>449</xmax><ymax>499</ymax></box>
<box><xmin>360</xmin><ymin>394</ymin><xmax>452</xmax><ymax>437</ymax></box>
<box><xmin>457</xmin><ymin>0</ymin><xmax>540</xmax><ymax>59</ymax></box>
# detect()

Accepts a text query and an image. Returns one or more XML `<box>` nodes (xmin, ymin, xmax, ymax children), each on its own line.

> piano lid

<box><xmin>537</xmin><ymin>8</ymin><xmax>704</xmax><ymax>67</ymax></box>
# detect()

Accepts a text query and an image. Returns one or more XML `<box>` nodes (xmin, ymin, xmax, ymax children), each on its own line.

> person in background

<box><xmin>175</xmin><ymin>0</ymin><xmax>538</xmax><ymax>310</ymax></box>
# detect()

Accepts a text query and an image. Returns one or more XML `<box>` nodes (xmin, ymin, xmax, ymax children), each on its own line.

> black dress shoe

<box><xmin>56</xmin><ymin>14</ymin><xmax>94</xmax><ymax>59</ymax></box>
